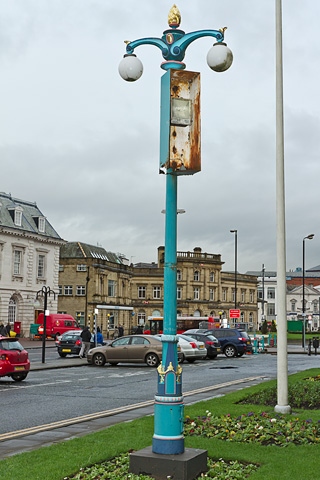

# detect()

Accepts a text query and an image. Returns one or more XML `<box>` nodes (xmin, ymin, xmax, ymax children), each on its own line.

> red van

<box><xmin>36</xmin><ymin>313</ymin><xmax>80</xmax><ymax>339</ymax></box>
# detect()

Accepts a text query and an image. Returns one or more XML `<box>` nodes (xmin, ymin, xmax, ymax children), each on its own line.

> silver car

<box><xmin>155</xmin><ymin>334</ymin><xmax>206</xmax><ymax>363</ymax></box>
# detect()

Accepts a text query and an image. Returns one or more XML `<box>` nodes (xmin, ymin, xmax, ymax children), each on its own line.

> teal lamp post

<box><xmin>119</xmin><ymin>4</ymin><xmax>233</xmax><ymax>463</ymax></box>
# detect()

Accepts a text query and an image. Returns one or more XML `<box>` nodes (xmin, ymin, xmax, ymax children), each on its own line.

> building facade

<box><xmin>0</xmin><ymin>192</ymin><xmax>64</xmax><ymax>336</ymax></box>
<box><xmin>131</xmin><ymin>247</ymin><xmax>258</xmax><ymax>331</ymax></box>
<box><xmin>58</xmin><ymin>243</ymin><xmax>259</xmax><ymax>337</ymax></box>
<box><xmin>58</xmin><ymin>242</ymin><xmax>133</xmax><ymax>338</ymax></box>
<box><xmin>249</xmin><ymin>266</ymin><xmax>320</xmax><ymax>331</ymax></box>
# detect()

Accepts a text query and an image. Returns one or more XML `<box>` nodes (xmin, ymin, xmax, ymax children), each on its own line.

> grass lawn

<box><xmin>1</xmin><ymin>368</ymin><xmax>320</xmax><ymax>479</ymax></box>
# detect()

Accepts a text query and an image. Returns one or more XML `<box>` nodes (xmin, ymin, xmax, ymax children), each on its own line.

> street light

<box><xmin>119</xmin><ymin>3</ymin><xmax>233</xmax><ymax>473</ymax></box>
<box><xmin>230</xmin><ymin>229</ymin><xmax>237</xmax><ymax>310</ymax></box>
<box><xmin>302</xmin><ymin>234</ymin><xmax>314</xmax><ymax>349</ymax></box>
<box><xmin>36</xmin><ymin>286</ymin><xmax>56</xmax><ymax>364</ymax></box>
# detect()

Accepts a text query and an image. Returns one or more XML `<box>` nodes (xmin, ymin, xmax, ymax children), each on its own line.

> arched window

<box><xmin>177</xmin><ymin>269</ymin><xmax>182</xmax><ymax>281</ymax></box>
<box><xmin>8</xmin><ymin>299</ymin><xmax>17</xmax><ymax>323</ymax></box>
<box><xmin>194</xmin><ymin>271</ymin><xmax>200</xmax><ymax>281</ymax></box>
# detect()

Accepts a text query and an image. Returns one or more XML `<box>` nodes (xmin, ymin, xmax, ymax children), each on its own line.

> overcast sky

<box><xmin>1</xmin><ymin>0</ymin><xmax>319</xmax><ymax>273</ymax></box>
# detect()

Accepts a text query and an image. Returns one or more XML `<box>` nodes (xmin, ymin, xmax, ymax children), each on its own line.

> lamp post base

<box><xmin>129</xmin><ymin>446</ymin><xmax>207</xmax><ymax>480</ymax></box>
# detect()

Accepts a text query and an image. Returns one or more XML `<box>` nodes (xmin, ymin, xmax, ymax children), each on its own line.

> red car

<box><xmin>0</xmin><ymin>336</ymin><xmax>30</xmax><ymax>381</ymax></box>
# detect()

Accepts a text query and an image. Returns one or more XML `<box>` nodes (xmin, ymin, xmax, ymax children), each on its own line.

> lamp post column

<box><xmin>230</xmin><ymin>229</ymin><xmax>237</xmax><ymax>310</ymax></box>
<box><xmin>302</xmin><ymin>234</ymin><xmax>314</xmax><ymax>348</ymax></box>
<box><xmin>119</xmin><ymin>4</ymin><xmax>233</xmax><ymax>459</ymax></box>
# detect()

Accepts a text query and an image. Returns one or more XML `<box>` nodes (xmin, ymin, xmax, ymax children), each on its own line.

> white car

<box><xmin>155</xmin><ymin>334</ymin><xmax>206</xmax><ymax>363</ymax></box>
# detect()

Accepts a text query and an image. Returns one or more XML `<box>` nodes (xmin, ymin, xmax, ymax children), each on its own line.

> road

<box><xmin>1</xmin><ymin>349</ymin><xmax>319</xmax><ymax>436</ymax></box>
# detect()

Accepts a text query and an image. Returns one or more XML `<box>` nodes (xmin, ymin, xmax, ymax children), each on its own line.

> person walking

<box><xmin>95</xmin><ymin>326</ymin><xmax>104</xmax><ymax>345</ymax></box>
<box><xmin>118</xmin><ymin>325</ymin><xmax>124</xmax><ymax>337</ymax></box>
<box><xmin>113</xmin><ymin>326</ymin><xmax>119</xmax><ymax>339</ymax></box>
<box><xmin>0</xmin><ymin>324</ymin><xmax>7</xmax><ymax>336</ymax></box>
<box><xmin>79</xmin><ymin>326</ymin><xmax>91</xmax><ymax>358</ymax></box>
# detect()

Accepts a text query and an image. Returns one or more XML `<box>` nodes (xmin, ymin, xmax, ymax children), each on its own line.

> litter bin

<box><xmin>29</xmin><ymin>323</ymin><xmax>40</xmax><ymax>340</ymax></box>
<box><xmin>14</xmin><ymin>321</ymin><xmax>21</xmax><ymax>337</ymax></box>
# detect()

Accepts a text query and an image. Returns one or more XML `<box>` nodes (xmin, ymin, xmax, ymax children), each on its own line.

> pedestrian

<box><xmin>113</xmin><ymin>326</ymin><xmax>119</xmax><ymax>339</ymax></box>
<box><xmin>136</xmin><ymin>325</ymin><xmax>143</xmax><ymax>334</ymax></box>
<box><xmin>95</xmin><ymin>326</ymin><xmax>104</xmax><ymax>345</ymax></box>
<box><xmin>118</xmin><ymin>325</ymin><xmax>124</xmax><ymax>337</ymax></box>
<box><xmin>5</xmin><ymin>323</ymin><xmax>11</xmax><ymax>337</ymax></box>
<box><xmin>79</xmin><ymin>326</ymin><xmax>91</xmax><ymax>358</ymax></box>
<box><xmin>0</xmin><ymin>324</ymin><xmax>7</xmax><ymax>336</ymax></box>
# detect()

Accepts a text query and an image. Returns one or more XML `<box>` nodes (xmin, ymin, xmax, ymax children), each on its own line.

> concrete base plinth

<box><xmin>129</xmin><ymin>446</ymin><xmax>207</xmax><ymax>480</ymax></box>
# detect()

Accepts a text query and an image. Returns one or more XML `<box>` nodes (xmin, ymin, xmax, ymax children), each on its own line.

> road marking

<box><xmin>0</xmin><ymin>380</ymin><xmax>71</xmax><ymax>392</ymax></box>
<box><xmin>0</xmin><ymin>375</ymin><xmax>266</xmax><ymax>442</ymax></box>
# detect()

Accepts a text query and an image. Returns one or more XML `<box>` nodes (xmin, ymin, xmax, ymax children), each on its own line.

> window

<box><xmin>138</xmin><ymin>311</ymin><xmax>146</xmax><ymax>325</ymax></box>
<box><xmin>76</xmin><ymin>285</ymin><xmax>86</xmax><ymax>296</ymax></box>
<box><xmin>267</xmin><ymin>303</ymin><xmax>276</xmax><ymax>316</ymax></box>
<box><xmin>58</xmin><ymin>285</ymin><xmax>62</xmax><ymax>295</ymax></box>
<box><xmin>76</xmin><ymin>312</ymin><xmax>85</xmax><ymax>325</ymax></box>
<box><xmin>241</xmin><ymin>289</ymin><xmax>245</xmax><ymax>303</ymax></box>
<box><xmin>313</xmin><ymin>301</ymin><xmax>318</xmax><ymax>313</ymax></box>
<box><xmin>8</xmin><ymin>299</ymin><xmax>17</xmax><ymax>323</ymax></box>
<box><xmin>257</xmin><ymin>288</ymin><xmax>263</xmax><ymax>300</ymax></box>
<box><xmin>38</xmin><ymin>217</ymin><xmax>46</xmax><ymax>233</ymax></box>
<box><xmin>59</xmin><ymin>265</ymin><xmax>64</xmax><ymax>272</ymax></box>
<box><xmin>77</xmin><ymin>264</ymin><xmax>87</xmax><ymax>272</ymax></box>
<box><xmin>193</xmin><ymin>287</ymin><xmax>200</xmax><ymax>300</ymax></box>
<box><xmin>37</xmin><ymin>254</ymin><xmax>45</xmax><ymax>278</ymax></box>
<box><xmin>232</xmin><ymin>289</ymin><xmax>236</xmax><ymax>302</ymax></box>
<box><xmin>14</xmin><ymin>208</ymin><xmax>22</xmax><ymax>226</ymax></box>
<box><xmin>250</xmin><ymin>290</ymin><xmax>254</xmax><ymax>302</ymax></box>
<box><xmin>291</xmin><ymin>300</ymin><xmax>296</xmax><ymax>312</ymax></box>
<box><xmin>222</xmin><ymin>288</ymin><xmax>227</xmax><ymax>302</ymax></box>
<box><xmin>267</xmin><ymin>287</ymin><xmax>275</xmax><ymax>299</ymax></box>
<box><xmin>107</xmin><ymin>314</ymin><xmax>115</xmax><ymax>328</ymax></box>
<box><xmin>177</xmin><ymin>269</ymin><xmax>182</xmax><ymax>281</ymax></box>
<box><xmin>177</xmin><ymin>287</ymin><xmax>182</xmax><ymax>300</ymax></box>
<box><xmin>209</xmin><ymin>272</ymin><xmax>215</xmax><ymax>282</ymax></box>
<box><xmin>64</xmin><ymin>285</ymin><xmax>73</xmax><ymax>295</ymax></box>
<box><xmin>13</xmin><ymin>250</ymin><xmax>22</xmax><ymax>275</ymax></box>
<box><xmin>249</xmin><ymin>312</ymin><xmax>253</xmax><ymax>323</ymax></box>
<box><xmin>108</xmin><ymin>280</ymin><xmax>116</xmax><ymax>297</ymax></box>
<box><xmin>209</xmin><ymin>288</ymin><xmax>215</xmax><ymax>301</ymax></box>
<box><xmin>138</xmin><ymin>286</ymin><xmax>146</xmax><ymax>299</ymax></box>
<box><xmin>194</xmin><ymin>271</ymin><xmax>200</xmax><ymax>281</ymax></box>
<box><xmin>153</xmin><ymin>286</ymin><xmax>161</xmax><ymax>299</ymax></box>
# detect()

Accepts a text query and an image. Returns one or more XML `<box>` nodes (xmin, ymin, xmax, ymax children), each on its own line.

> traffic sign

<box><xmin>229</xmin><ymin>309</ymin><xmax>240</xmax><ymax>318</ymax></box>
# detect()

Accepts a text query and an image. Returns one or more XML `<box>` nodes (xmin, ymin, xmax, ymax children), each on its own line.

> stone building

<box><xmin>131</xmin><ymin>246</ymin><xmax>258</xmax><ymax>331</ymax></box>
<box><xmin>58</xmin><ymin>243</ymin><xmax>258</xmax><ymax>336</ymax></box>
<box><xmin>0</xmin><ymin>192</ymin><xmax>64</xmax><ymax>336</ymax></box>
<box><xmin>58</xmin><ymin>242</ymin><xmax>133</xmax><ymax>338</ymax></box>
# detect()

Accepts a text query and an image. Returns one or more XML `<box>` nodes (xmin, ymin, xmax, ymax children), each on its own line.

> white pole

<box><xmin>275</xmin><ymin>0</ymin><xmax>291</xmax><ymax>414</ymax></box>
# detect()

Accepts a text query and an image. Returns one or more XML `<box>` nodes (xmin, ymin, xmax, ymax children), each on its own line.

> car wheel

<box><xmin>11</xmin><ymin>373</ymin><xmax>28</xmax><ymax>382</ymax></box>
<box><xmin>187</xmin><ymin>358</ymin><xmax>195</xmax><ymax>363</ymax></box>
<box><xmin>145</xmin><ymin>352</ymin><xmax>160</xmax><ymax>367</ymax></box>
<box><xmin>58</xmin><ymin>352</ymin><xmax>67</xmax><ymax>358</ymax></box>
<box><xmin>93</xmin><ymin>352</ymin><xmax>106</xmax><ymax>367</ymax></box>
<box><xmin>224</xmin><ymin>345</ymin><xmax>237</xmax><ymax>358</ymax></box>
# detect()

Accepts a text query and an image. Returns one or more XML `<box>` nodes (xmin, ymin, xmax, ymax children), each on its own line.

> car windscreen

<box><xmin>0</xmin><ymin>340</ymin><xmax>24</xmax><ymax>351</ymax></box>
<box><xmin>62</xmin><ymin>334</ymin><xmax>79</xmax><ymax>341</ymax></box>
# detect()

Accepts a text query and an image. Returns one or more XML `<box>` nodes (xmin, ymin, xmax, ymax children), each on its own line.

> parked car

<box><xmin>184</xmin><ymin>328</ymin><xmax>252</xmax><ymax>358</ymax></box>
<box><xmin>56</xmin><ymin>330</ymin><xmax>104</xmax><ymax>357</ymax></box>
<box><xmin>0</xmin><ymin>335</ymin><xmax>30</xmax><ymax>381</ymax></box>
<box><xmin>87</xmin><ymin>334</ymin><xmax>168</xmax><ymax>367</ymax></box>
<box><xmin>155</xmin><ymin>334</ymin><xmax>207</xmax><ymax>363</ymax></box>
<box><xmin>182</xmin><ymin>332</ymin><xmax>221</xmax><ymax>359</ymax></box>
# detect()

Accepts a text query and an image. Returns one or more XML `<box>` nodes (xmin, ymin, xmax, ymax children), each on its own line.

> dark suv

<box><xmin>185</xmin><ymin>328</ymin><xmax>252</xmax><ymax>358</ymax></box>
